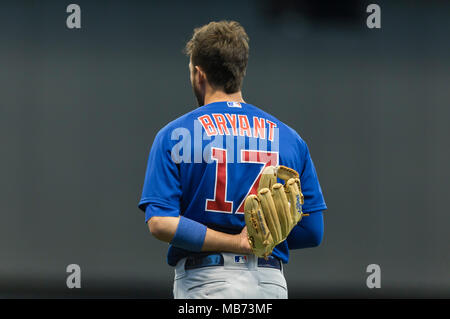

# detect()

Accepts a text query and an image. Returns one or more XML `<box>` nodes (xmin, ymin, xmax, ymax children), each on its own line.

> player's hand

<box><xmin>236</xmin><ymin>226</ymin><xmax>253</xmax><ymax>254</ymax></box>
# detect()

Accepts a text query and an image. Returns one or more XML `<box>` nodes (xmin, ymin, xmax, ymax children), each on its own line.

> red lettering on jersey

<box><xmin>235</xmin><ymin>149</ymin><xmax>279</xmax><ymax>213</ymax></box>
<box><xmin>205</xmin><ymin>148</ymin><xmax>233</xmax><ymax>213</ymax></box>
<box><xmin>225</xmin><ymin>113</ymin><xmax>238</xmax><ymax>135</ymax></box>
<box><xmin>266</xmin><ymin>120</ymin><xmax>277</xmax><ymax>142</ymax></box>
<box><xmin>238</xmin><ymin>115</ymin><xmax>252</xmax><ymax>137</ymax></box>
<box><xmin>253</xmin><ymin>116</ymin><xmax>266</xmax><ymax>139</ymax></box>
<box><xmin>212</xmin><ymin>113</ymin><xmax>230</xmax><ymax>135</ymax></box>
<box><xmin>198</xmin><ymin>115</ymin><xmax>218</xmax><ymax>136</ymax></box>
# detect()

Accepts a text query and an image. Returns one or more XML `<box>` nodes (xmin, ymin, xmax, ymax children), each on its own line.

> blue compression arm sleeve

<box><xmin>170</xmin><ymin>216</ymin><xmax>207</xmax><ymax>252</ymax></box>
<box><xmin>286</xmin><ymin>211</ymin><xmax>324</xmax><ymax>249</ymax></box>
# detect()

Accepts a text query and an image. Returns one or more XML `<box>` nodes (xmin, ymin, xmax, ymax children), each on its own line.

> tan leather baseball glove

<box><xmin>244</xmin><ymin>165</ymin><xmax>306</xmax><ymax>259</ymax></box>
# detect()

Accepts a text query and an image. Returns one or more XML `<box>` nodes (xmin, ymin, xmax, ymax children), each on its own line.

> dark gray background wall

<box><xmin>1</xmin><ymin>0</ymin><xmax>449</xmax><ymax>298</ymax></box>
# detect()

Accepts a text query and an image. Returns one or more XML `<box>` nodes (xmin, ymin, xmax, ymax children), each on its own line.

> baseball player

<box><xmin>138</xmin><ymin>21</ymin><xmax>327</xmax><ymax>299</ymax></box>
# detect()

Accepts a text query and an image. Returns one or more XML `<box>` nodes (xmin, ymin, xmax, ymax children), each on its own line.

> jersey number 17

<box><xmin>205</xmin><ymin>147</ymin><xmax>279</xmax><ymax>214</ymax></box>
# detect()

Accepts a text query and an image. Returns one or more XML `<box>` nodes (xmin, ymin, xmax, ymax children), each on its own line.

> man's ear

<box><xmin>195</xmin><ymin>65</ymin><xmax>206</xmax><ymax>84</ymax></box>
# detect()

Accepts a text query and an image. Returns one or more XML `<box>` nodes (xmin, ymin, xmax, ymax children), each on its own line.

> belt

<box><xmin>184</xmin><ymin>253</ymin><xmax>282</xmax><ymax>271</ymax></box>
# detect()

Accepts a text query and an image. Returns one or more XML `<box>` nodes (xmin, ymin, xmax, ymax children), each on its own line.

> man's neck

<box><xmin>204</xmin><ymin>90</ymin><xmax>245</xmax><ymax>106</ymax></box>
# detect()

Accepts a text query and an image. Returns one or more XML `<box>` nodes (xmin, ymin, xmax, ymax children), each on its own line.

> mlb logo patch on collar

<box><xmin>227</xmin><ymin>101</ymin><xmax>242</xmax><ymax>108</ymax></box>
<box><xmin>234</xmin><ymin>255</ymin><xmax>248</xmax><ymax>263</ymax></box>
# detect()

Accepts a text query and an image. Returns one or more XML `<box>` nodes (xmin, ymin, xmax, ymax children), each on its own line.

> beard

<box><xmin>193</xmin><ymin>81</ymin><xmax>205</xmax><ymax>107</ymax></box>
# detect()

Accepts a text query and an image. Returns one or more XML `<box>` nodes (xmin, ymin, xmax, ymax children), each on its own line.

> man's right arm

<box><xmin>286</xmin><ymin>211</ymin><xmax>324</xmax><ymax>249</ymax></box>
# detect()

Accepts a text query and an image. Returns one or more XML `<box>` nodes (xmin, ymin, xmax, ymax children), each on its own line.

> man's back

<box><xmin>139</xmin><ymin>101</ymin><xmax>326</xmax><ymax>266</ymax></box>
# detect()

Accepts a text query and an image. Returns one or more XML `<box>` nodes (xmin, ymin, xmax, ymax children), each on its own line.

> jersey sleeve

<box><xmin>138</xmin><ymin>128</ymin><xmax>182</xmax><ymax>222</ymax></box>
<box><xmin>287</xmin><ymin>210</ymin><xmax>324</xmax><ymax>249</ymax></box>
<box><xmin>299</xmin><ymin>141</ymin><xmax>327</xmax><ymax>213</ymax></box>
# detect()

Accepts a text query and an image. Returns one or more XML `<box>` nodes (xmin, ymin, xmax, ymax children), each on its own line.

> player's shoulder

<box><xmin>151</xmin><ymin>104</ymin><xmax>220</xmax><ymax>148</ymax></box>
<box><xmin>246</xmin><ymin>103</ymin><xmax>306</xmax><ymax>145</ymax></box>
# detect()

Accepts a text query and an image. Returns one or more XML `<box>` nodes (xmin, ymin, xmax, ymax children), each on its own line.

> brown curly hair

<box><xmin>185</xmin><ymin>21</ymin><xmax>250</xmax><ymax>94</ymax></box>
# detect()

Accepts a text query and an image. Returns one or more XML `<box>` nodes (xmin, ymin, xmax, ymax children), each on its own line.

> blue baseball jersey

<box><xmin>138</xmin><ymin>101</ymin><xmax>327</xmax><ymax>266</ymax></box>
